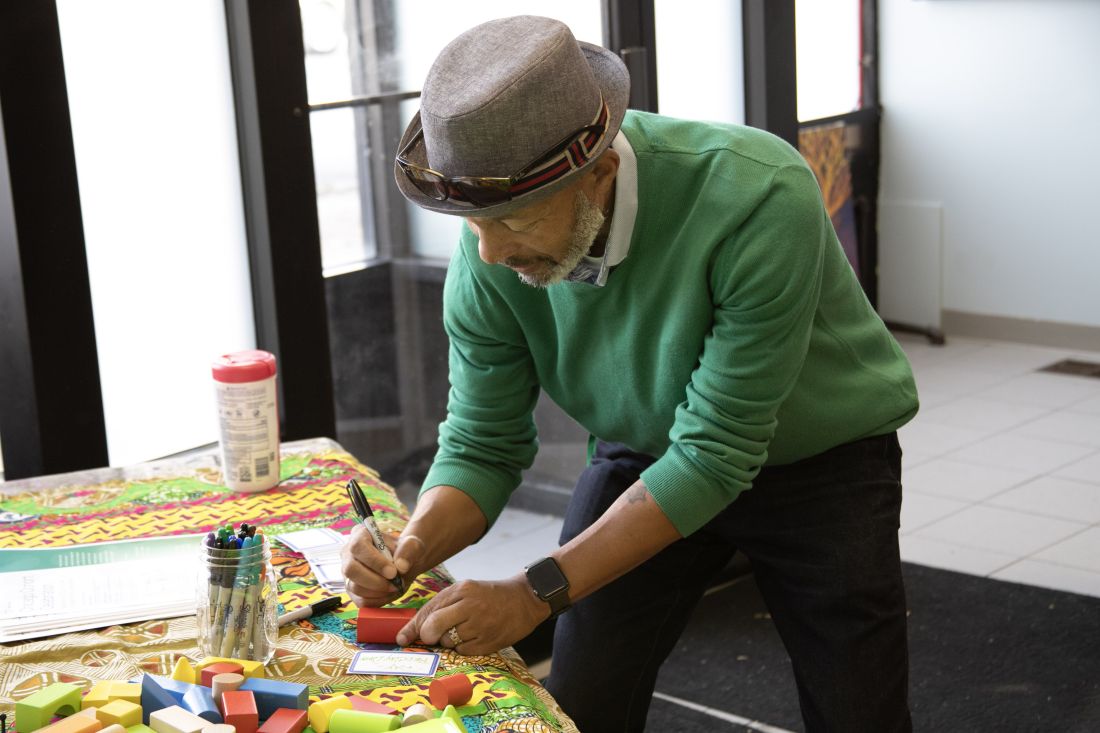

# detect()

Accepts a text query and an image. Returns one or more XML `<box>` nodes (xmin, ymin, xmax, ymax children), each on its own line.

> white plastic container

<box><xmin>212</xmin><ymin>350</ymin><xmax>280</xmax><ymax>492</ymax></box>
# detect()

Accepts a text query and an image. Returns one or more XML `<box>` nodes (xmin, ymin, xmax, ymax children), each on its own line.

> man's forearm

<box><xmin>402</xmin><ymin>485</ymin><xmax>488</xmax><ymax>577</ymax></box>
<box><xmin>549</xmin><ymin>479</ymin><xmax>682</xmax><ymax>604</ymax></box>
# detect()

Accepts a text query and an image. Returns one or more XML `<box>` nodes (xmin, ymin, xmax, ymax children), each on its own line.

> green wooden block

<box><xmin>15</xmin><ymin>682</ymin><xmax>83</xmax><ymax>733</ymax></box>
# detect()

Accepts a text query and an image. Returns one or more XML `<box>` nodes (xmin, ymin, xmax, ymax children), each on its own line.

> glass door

<box><xmin>301</xmin><ymin>0</ymin><xmax>602</xmax><ymax>507</ymax></box>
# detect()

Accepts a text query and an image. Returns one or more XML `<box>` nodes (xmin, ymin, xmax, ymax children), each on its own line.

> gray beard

<box><xmin>518</xmin><ymin>190</ymin><xmax>606</xmax><ymax>288</ymax></box>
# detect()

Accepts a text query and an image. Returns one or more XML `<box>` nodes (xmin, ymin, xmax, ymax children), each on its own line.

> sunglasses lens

<box><xmin>404</xmin><ymin>167</ymin><xmax>450</xmax><ymax>202</ymax></box>
<box><xmin>453</xmin><ymin>179</ymin><xmax>512</xmax><ymax>207</ymax></box>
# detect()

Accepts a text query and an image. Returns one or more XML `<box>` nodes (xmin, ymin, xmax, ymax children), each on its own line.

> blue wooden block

<box><xmin>139</xmin><ymin>675</ymin><xmax>179</xmax><ymax>724</ymax></box>
<box><xmin>239</xmin><ymin>678</ymin><xmax>308</xmax><ymax>719</ymax></box>
<box><xmin>131</xmin><ymin>676</ymin><xmax>194</xmax><ymax>704</ymax></box>
<box><xmin>147</xmin><ymin>676</ymin><xmax>194</xmax><ymax>703</ymax></box>
<box><xmin>181</xmin><ymin>685</ymin><xmax>223</xmax><ymax>724</ymax></box>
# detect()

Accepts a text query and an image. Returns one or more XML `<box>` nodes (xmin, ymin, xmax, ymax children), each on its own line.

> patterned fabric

<box><xmin>0</xmin><ymin>439</ymin><xmax>576</xmax><ymax>733</ymax></box>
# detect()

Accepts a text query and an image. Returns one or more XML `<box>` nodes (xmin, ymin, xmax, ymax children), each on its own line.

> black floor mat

<box><xmin>646</xmin><ymin>563</ymin><xmax>1100</xmax><ymax>732</ymax></box>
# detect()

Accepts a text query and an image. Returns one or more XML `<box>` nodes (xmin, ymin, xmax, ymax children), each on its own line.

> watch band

<box><xmin>524</xmin><ymin>556</ymin><xmax>572</xmax><ymax>619</ymax></box>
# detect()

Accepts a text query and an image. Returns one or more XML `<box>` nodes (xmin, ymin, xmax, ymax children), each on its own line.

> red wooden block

<box><xmin>220</xmin><ymin>690</ymin><xmax>258</xmax><ymax>733</ymax></box>
<box><xmin>256</xmin><ymin>708</ymin><xmax>308</xmax><ymax>733</ymax></box>
<box><xmin>201</xmin><ymin>662</ymin><xmax>244</xmax><ymax>688</ymax></box>
<box><xmin>355</xmin><ymin>607</ymin><xmax>416</xmax><ymax>644</ymax></box>
<box><xmin>347</xmin><ymin>697</ymin><xmax>398</xmax><ymax>716</ymax></box>
<box><xmin>429</xmin><ymin>674</ymin><xmax>472</xmax><ymax>710</ymax></box>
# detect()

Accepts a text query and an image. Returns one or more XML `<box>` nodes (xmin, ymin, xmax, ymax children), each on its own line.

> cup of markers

<box><xmin>196</xmin><ymin>523</ymin><xmax>277</xmax><ymax>663</ymax></box>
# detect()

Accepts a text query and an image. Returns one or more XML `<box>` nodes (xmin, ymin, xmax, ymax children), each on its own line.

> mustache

<box><xmin>504</xmin><ymin>255</ymin><xmax>557</xmax><ymax>269</ymax></box>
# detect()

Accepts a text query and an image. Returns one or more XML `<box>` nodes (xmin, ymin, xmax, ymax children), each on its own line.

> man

<box><xmin>340</xmin><ymin>15</ymin><xmax>918</xmax><ymax>733</ymax></box>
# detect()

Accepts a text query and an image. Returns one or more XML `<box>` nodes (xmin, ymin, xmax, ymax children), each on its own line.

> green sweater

<box><xmin>422</xmin><ymin>111</ymin><xmax>919</xmax><ymax>536</ymax></box>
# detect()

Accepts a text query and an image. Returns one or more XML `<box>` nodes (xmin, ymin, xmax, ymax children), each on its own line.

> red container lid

<box><xmin>212</xmin><ymin>350</ymin><xmax>277</xmax><ymax>383</ymax></box>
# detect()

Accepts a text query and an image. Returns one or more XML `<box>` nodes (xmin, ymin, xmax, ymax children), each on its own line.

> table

<box><xmin>0</xmin><ymin>438</ymin><xmax>577</xmax><ymax>733</ymax></box>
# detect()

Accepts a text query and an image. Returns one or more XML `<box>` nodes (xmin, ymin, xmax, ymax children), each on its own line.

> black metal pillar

<box><xmin>743</xmin><ymin>0</ymin><xmax>798</xmax><ymax>146</ymax></box>
<box><xmin>224</xmin><ymin>0</ymin><xmax>336</xmax><ymax>441</ymax></box>
<box><xmin>0</xmin><ymin>1</ymin><xmax>109</xmax><ymax>479</ymax></box>
<box><xmin>603</xmin><ymin>0</ymin><xmax>659</xmax><ymax>112</ymax></box>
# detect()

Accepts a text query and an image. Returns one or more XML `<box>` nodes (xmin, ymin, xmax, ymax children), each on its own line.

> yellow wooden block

<box><xmin>97</xmin><ymin>700</ymin><xmax>143</xmax><ymax>728</ymax></box>
<box><xmin>194</xmin><ymin>657</ymin><xmax>265</xmax><ymax>679</ymax></box>
<box><xmin>108</xmin><ymin>683</ymin><xmax>141</xmax><ymax>705</ymax></box>
<box><xmin>171</xmin><ymin>658</ymin><xmax>196</xmax><ymax>685</ymax></box>
<box><xmin>83</xmin><ymin>682</ymin><xmax>114</xmax><ymax>710</ymax></box>
<box><xmin>307</xmin><ymin>697</ymin><xmax>352</xmax><ymax>733</ymax></box>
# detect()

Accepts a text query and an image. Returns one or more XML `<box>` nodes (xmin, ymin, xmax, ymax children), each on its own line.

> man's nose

<box><xmin>475</xmin><ymin>226</ymin><xmax>516</xmax><ymax>265</ymax></box>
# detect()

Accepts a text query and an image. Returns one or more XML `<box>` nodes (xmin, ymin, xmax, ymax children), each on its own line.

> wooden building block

<box><xmin>437</xmin><ymin>708</ymin><xmax>461</xmax><ymax>728</ymax></box>
<box><xmin>149</xmin><ymin>706</ymin><xmax>209</xmax><ymax>733</ymax></box>
<box><xmin>219</xmin><ymin>691</ymin><xmax>258</xmax><ymax>733</ymax></box>
<box><xmin>355</xmin><ymin>608</ymin><xmax>416</xmax><ymax>645</ymax></box>
<box><xmin>126</xmin><ymin>725</ymin><xmax>158</xmax><ymax>733</ymax></box>
<box><xmin>327</xmin><ymin>709</ymin><xmax>399</xmax><ymax>733</ymax></box>
<box><xmin>427</xmin><ymin>675</ymin><xmax>471</xmax><ymax>711</ymax></box>
<box><xmin>96</xmin><ymin>700</ymin><xmax>143</xmax><ymax>728</ymax></box>
<box><xmin>181</xmin><ymin>686</ymin><xmax>222</xmax><ymax>724</ymax></box>
<box><xmin>26</xmin><ymin>713</ymin><xmax>104</xmax><ymax>733</ymax></box>
<box><xmin>398</xmin><ymin>704</ymin><xmax>431</xmax><ymax>727</ymax></box>
<box><xmin>194</xmin><ymin>659</ymin><xmax>265</xmax><ymax>680</ymax></box>
<box><xmin>210</xmin><ymin>675</ymin><xmax>244</xmax><ymax>708</ymax></box>
<box><xmin>306</xmin><ymin>698</ymin><xmax>352</xmax><ymax>733</ymax></box>
<box><xmin>346</xmin><ymin>699</ymin><xmax>396</xmax><ymax>717</ymax></box>
<box><xmin>100</xmin><ymin>724</ymin><xmax>127</xmax><ymax>733</ymax></box>
<box><xmin>140</xmin><ymin>676</ymin><xmax>180</xmax><ymax>724</ymax></box>
<box><xmin>83</xmin><ymin>683</ymin><xmax>115</xmax><ymax>710</ymax></box>
<box><xmin>200</xmin><ymin>665</ymin><xmax>243</xmax><ymax>689</ymax></box>
<box><xmin>143</xmin><ymin>677</ymin><xmax>192</xmax><ymax>704</ymax></box>
<box><xmin>238</xmin><ymin>679</ymin><xmax>307</xmax><ymax>720</ymax></box>
<box><xmin>256</xmin><ymin>709</ymin><xmax>307</xmax><ymax>733</ymax></box>
<box><xmin>15</xmin><ymin>682</ymin><xmax>84</xmax><ymax>733</ymax></box>
<box><xmin>172</xmin><ymin>659</ymin><xmax>197</xmax><ymax>685</ymax></box>
<box><xmin>397</xmin><ymin>719</ymin><xmax>463</xmax><ymax>733</ymax></box>
<box><xmin>107</xmin><ymin>685</ymin><xmax>141</xmax><ymax>706</ymax></box>
<box><xmin>201</xmin><ymin>726</ymin><xmax>236</xmax><ymax>733</ymax></box>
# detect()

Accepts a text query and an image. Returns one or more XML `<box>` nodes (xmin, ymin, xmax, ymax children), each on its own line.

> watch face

<box><xmin>526</xmin><ymin>557</ymin><xmax>569</xmax><ymax>597</ymax></box>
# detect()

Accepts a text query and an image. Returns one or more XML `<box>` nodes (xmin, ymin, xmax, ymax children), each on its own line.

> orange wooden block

<box><xmin>32</xmin><ymin>715</ymin><xmax>104</xmax><ymax>733</ymax></box>
<box><xmin>256</xmin><ymin>708</ymin><xmax>307</xmax><ymax>733</ymax></box>
<box><xmin>201</xmin><ymin>663</ymin><xmax>244</xmax><ymax>688</ymax></box>
<box><xmin>219</xmin><ymin>691</ymin><xmax>258</xmax><ymax>733</ymax></box>
<box><xmin>355</xmin><ymin>607</ymin><xmax>416</xmax><ymax>644</ymax></box>
<box><xmin>428</xmin><ymin>674</ymin><xmax>472</xmax><ymax>710</ymax></box>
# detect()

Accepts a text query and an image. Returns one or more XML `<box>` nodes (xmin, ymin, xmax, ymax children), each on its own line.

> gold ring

<box><xmin>447</xmin><ymin>626</ymin><xmax>463</xmax><ymax>647</ymax></box>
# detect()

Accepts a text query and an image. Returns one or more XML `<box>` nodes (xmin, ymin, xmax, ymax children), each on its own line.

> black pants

<box><xmin>544</xmin><ymin>434</ymin><xmax>912</xmax><ymax>733</ymax></box>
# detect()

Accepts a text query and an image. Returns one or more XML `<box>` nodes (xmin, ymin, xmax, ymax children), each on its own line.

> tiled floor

<box><xmin>447</xmin><ymin>334</ymin><xmax>1100</xmax><ymax>600</ymax></box>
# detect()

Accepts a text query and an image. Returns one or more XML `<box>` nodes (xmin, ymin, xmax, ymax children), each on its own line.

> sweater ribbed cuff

<box><xmin>640</xmin><ymin>445</ymin><xmax>748</xmax><ymax>537</ymax></box>
<box><xmin>420</xmin><ymin>460</ymin><xmax>517</xmax><ymax>531</ymax></box>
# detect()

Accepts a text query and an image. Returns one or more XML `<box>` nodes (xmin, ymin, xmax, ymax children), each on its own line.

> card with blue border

<box><xmin>348</xmin><ymin>649</ymin><xmax>441</xmax><ymax>677</ymax></box>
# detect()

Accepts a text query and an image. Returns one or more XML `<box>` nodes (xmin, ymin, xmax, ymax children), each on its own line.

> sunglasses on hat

<box><xmin>397</xmin><ymin>100</ymin><xmax>609</xmax><ymax>209</ymax></box>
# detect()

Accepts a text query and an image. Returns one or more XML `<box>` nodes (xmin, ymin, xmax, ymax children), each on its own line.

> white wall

<box><xmin>878</xmin><ymin>0</ymin><xmax>1100</xmax><ymax>331</ymax></box>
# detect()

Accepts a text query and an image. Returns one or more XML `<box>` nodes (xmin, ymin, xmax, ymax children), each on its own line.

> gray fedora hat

<box><xmin>393</xmin><ymin>15</ymin><xmax>630</xmax><ymax>218</ymax></box>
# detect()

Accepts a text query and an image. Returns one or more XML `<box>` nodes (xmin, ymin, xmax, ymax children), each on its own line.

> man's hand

<box><xmin>396</xmin><ymin>574</ymin><xmax>547</xmax><ymax>655</ymax></box>
<box><xmin>341</xmin><ymin>526</ymin><xmax>426</xmax><ymax>607</ymax></box>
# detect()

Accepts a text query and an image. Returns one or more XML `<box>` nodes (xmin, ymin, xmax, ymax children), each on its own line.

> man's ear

<box><xmin>580</xmin><ymin>148</ymin><xmax>624</xmax><ymax>201</ymax></box>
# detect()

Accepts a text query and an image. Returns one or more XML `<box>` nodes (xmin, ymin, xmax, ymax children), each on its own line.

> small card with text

<box><xmin>348</xmin><ymin>650</ymin><xmax>441</xmax><ymax>677</ymax></box>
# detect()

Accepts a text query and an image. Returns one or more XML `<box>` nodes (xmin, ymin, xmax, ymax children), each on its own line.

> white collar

<box><xmin>570</xmin><ymin>131</ymin><xmax>637</xmax><ymax>286</ymax></box>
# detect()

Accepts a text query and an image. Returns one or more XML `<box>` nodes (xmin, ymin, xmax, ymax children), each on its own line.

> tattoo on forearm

<box><xmin>625</xmin><ymin>484</ymin><xmax>648</xmax><ymax>504</ymax></box>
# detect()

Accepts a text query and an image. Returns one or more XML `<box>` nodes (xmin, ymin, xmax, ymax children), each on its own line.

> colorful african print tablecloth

<box><xmin>0</xmin><ymin>438</ymin><xmax>577</xmax><ymax>733</ymax></box>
